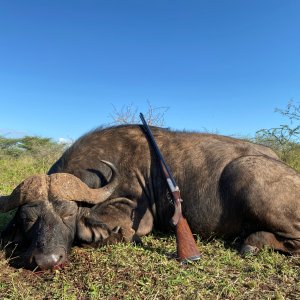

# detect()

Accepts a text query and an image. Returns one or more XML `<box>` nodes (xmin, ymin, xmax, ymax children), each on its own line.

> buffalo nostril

<box><xmin>50</xmin><ymin>254</ymin><xmax>61</xmax><ymax>264</ymax></box>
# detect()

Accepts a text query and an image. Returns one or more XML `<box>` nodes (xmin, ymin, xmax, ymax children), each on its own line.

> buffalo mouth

<box><xmin>2</xmin><ymin>242</ymin><xmax>68</xmax><ymax>271</ymax></box>
<box><xmin>30</xmin><ymin>247</ymin><xmax>67</xmax><ymax>271</ymax></box>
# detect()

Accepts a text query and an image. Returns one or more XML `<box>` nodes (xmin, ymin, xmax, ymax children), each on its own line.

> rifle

<box><xmin>139</xmin><ymin>113</ymin><xmax>200</xmax><ymax>263</ymax></box>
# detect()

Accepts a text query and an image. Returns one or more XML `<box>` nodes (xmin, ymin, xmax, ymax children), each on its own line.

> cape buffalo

<box><xmin>1</xmin><ymin>125</ymin><xmax>300</xmax><ymax>269</ymax></box>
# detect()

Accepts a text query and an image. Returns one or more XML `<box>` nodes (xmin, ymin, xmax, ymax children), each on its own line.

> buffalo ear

<box><xmin>76</xmin><ymin>212</ymin><xmax>111</xmax><ymax>245</ymax></box>
<box><xmin>1</xmin><ymin>214</ymin><xmax>23</xmax><ymax>245</ymax></box>
<box><xmin>76</xmin><ymin>214</ymin><xmax>94</xmax><ymax>244</ymax></box>
<box><xmin>76</xmin><ymin>212</ymin><xmax>128</xmax><ymax>247</ymax></box>
<box><xmin>76</xmin><ymin>213</ymin><xmax>141</xmax><ymax>247</ymax></box>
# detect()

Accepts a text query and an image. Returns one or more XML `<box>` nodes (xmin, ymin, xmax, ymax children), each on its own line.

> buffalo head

<box><xmin>0</xmin><ymin>160</ymin><xmax>118</xmax><ymax>270</ymax></box>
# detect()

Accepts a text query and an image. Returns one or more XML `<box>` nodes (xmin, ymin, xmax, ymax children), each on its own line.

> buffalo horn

<box><xmin>0</xmin><ymin>175</ymin><xmax>49</xmax><ymax>212</ymax></box>
<box><xmin>49</xmin><ymin>160</ymin><xmax>119</xmax><ymax>204</ymax></box>
<box><xmin>0</xmin><ymin>160</ymin><xmax>119</xmax><ymax>212</ymax></box>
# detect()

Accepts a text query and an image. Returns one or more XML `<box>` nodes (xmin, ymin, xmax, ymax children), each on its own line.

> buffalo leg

<box><xmin>240</xmin><ymin>231</ymin><xmax>300</xmax><ymax>256</ymax></box>
<box><xmin>220</xmin><ymin>155</ymin><xmax>300</xmax><ymax>257</ymax></box>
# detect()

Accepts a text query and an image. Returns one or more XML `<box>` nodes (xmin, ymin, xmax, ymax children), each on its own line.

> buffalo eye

<box><xmin>24</xmin><ymin>218</ymin><xmax>34</xmax><ymax>224</ymax></box>
<box><xmin>20</xmin><ymin>213</ymin><xmax>36</xmax><ymax>226</ymax></box>
<box><xmin>21</xmin><ymin>216</ymin><xmax>37</xmax><ymax>230</ymax></box>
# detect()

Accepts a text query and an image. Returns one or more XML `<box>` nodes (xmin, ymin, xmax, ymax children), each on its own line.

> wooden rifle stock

<box><xmin>176</xmin><ymin>216</ymin><xmax>201</xmax><ymax>262</ymax></box>
<box><xmin>170</xmin><ymin>183</ymin><xmax>200</xmax><ymax>262</ymax></box>
<box><xmin>140</xmin><ymin>113</ymin><xmax>200</xmax><ymax>263</ymax></box>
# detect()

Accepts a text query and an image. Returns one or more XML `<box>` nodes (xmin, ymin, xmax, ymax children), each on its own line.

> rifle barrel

<box><xmin>139</xmin><ymin>113</ymin><xmax>176</xmax><ymax>187</ymax></box>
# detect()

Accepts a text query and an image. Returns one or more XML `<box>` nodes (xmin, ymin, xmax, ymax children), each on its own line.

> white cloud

<box><xmin>58</xmin><ymin>137</ymin><xmax>73</xmax><ymax>145</ymax></box>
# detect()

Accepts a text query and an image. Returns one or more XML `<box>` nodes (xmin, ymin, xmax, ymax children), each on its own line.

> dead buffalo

<box><xmin>1</xmin><ymin>125</ymin><xmax>300</xmax><ymax>270</ymax></box>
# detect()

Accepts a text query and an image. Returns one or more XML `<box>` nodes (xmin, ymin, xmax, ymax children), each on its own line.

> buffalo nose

<box><xmin>32</xmin><ymin>249</ymin><xmax>66</xmax><ymax>270</ymax></box>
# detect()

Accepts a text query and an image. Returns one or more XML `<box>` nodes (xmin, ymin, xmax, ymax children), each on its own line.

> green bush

<box><xmin>254</xmin><ymin>101</ymin><xmax>300</xmax><ymax>171</ymax></box>
<box><xmin>0</xmin><ymin>135</ymin><xmax>67</xmax><ymax>158</ymax></box>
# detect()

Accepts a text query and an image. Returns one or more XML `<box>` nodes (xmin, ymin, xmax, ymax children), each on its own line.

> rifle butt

<box><xmin>176</xmin><ymin>217</ymin><xmax>201</xmax><ymax>263</ymax></box>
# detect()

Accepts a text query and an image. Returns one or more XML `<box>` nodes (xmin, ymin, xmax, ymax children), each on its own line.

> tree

<box><xmin>110</xmin><ymin>102</ymin><xmax>169</xmax><ymax>127</ymax></box>
<box><xmin>0</xmin><ymin>135</ymin><xmax>66</xmax><ymax>158</ymax></box>
<box><xmin>255</xmin><ymin>100</ymin><xmax>300</xmax><ymax>167</ymax></box>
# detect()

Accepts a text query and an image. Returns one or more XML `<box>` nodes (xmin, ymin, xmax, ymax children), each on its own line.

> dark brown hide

<box><xmin>2</xmin><ymin>125</ymin><xmax>300</xmax><ymax>270</ymax></box>
<box><xmin>49</xmin><ymin>125</ymin><xmax>300</xmax><ymax>255</ymax></box>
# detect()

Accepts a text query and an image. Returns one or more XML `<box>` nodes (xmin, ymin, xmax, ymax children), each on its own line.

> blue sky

<box><xmin>0</xmin><ymin>1</ymin><xmax>299</xmax><ymax>141</ymax></box>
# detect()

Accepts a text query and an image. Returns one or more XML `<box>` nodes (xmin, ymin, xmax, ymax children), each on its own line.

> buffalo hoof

<box><xmin>240</xmin><ymin>244</ymin><xmax>260</xmax><ymax>257</ymax></box>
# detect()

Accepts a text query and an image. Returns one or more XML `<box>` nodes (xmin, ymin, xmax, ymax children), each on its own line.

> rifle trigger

<box><xmin>166</xmin><ymin>191</ymin><xmax>173</xmax><ymax>204</ymax></box>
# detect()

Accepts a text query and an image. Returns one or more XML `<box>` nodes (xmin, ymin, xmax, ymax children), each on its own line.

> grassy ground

<box><xmin>0</xmin><ymin>152</ymin><xmax>300</xmax><ymax>299</ymax></box>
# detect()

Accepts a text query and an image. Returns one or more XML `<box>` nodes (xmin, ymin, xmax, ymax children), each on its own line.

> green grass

<box><xmin>0</xmin><ymin>150</ymin><xmax>300</xmax><ymax>299</ymax></box>
<box><xmin>0</xmin><ymin>237</ymin><xmax>299</xmax><ymax>299</ymax></box>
